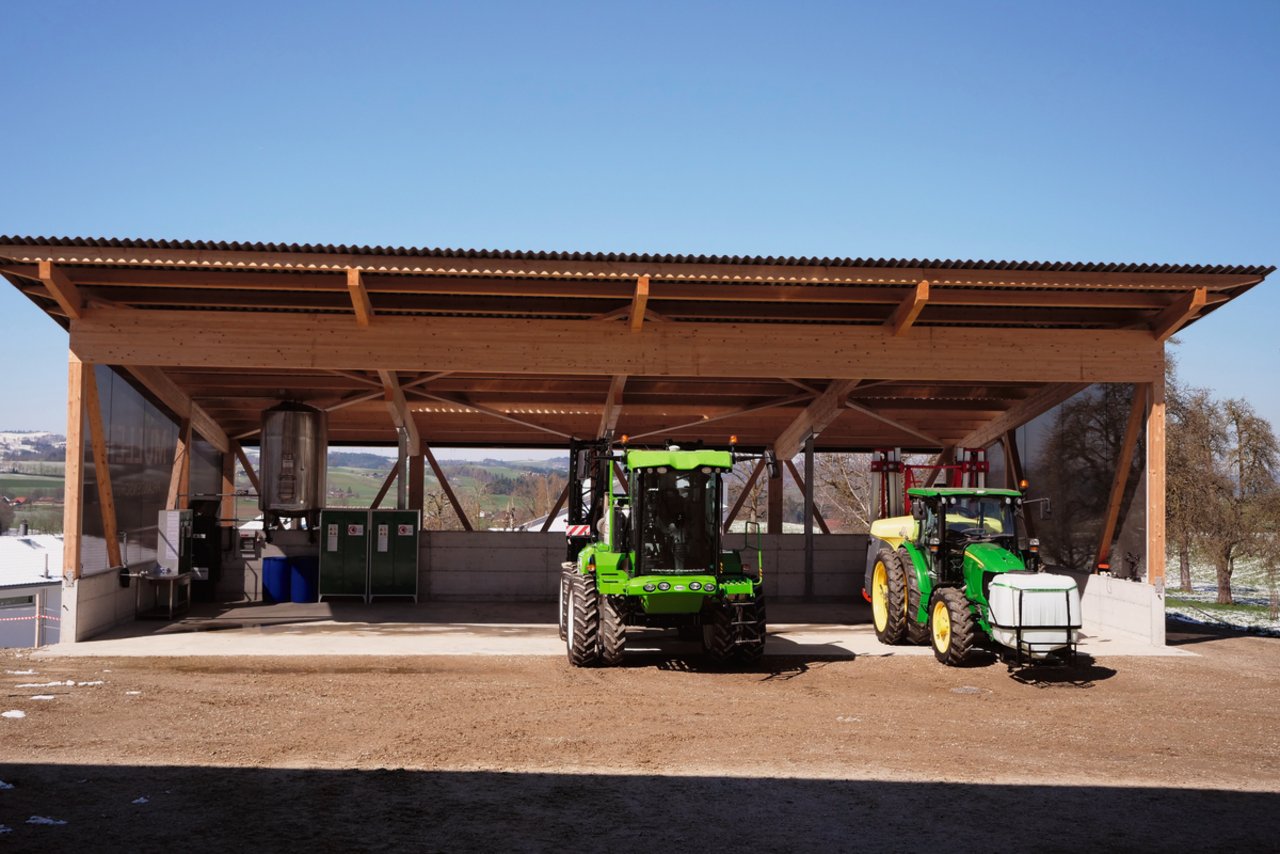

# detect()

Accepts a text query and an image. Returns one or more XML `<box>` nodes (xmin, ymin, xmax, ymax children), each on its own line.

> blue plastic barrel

<box><xmin>289</xmin><ymin>556</ymin><xmax>320</xmax><ymax>604</ymax></box>
<box><xmin>262</xmin><ymin>556</ymin><xmax>291</xmax><ymax>604</ymax></box>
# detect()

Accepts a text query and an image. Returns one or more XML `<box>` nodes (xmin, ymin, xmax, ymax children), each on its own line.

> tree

<box><xmin>1167</xmin><ymin>383</ymin><xmax>1226</xmax><ymax>592</ymax></box>
<box><xmin>814</xmin><ymin>453</ymin><xmax>875</xmax><ymax>533</ymax></box>
<box><xmin>0</xmin><ymin>500</ymin><xmax>13</xmax><ymax>534</ymax></box>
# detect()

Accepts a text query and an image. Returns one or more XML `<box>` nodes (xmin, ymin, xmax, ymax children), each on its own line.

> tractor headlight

<box><xmin>643</xmin><ymin>583</ymin><xmax>656</xmax><ymax>592</ymax></box>
<box><xmin>657</xmin><ymin>582</ymin><xmax>671</xmax><ymax>591</ymax></box>
<box><xmin>703</xmin><ymin>582</ymin><xmax>715</xmax><ymax>592</ymax></box>
<box><xmin>689</xmin><ymin>581</ymin><xmax>701</xmax><ymax>590</ymax></box>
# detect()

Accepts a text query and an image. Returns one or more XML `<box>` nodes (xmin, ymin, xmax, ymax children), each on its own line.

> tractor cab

<box><xmin>911</xmin><ymin>488</ymin><xmax>1037</xmax><ymax>582</ymax></box>
<box><xmin>629</xmin><ymin>450</ymin><xmax>727</xmax><ymax>575</ymax></box>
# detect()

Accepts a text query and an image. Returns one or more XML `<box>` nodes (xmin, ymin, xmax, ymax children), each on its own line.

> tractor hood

<box><xmin>963</xmin><ymin>541</ymin><xmax>1026</xmax><ymax>575</ymax></box>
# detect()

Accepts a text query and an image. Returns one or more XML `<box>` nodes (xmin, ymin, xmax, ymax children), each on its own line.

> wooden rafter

<box><xmin>597</xmin><ymin>375</ymin><xmax>627</xmax><ymax>438</ymax></box>
<box><xmin>957</xmin><ymin>383</ymin><xmax>1090</xmax><ymax>450</ymax></box>
<box><xmin>167</xmin><ymin>420</ymin><xmax>192</xmax><ymax>510</ymax></box>
<box><xmin>1094</xmin><ymin>386</ymin><xmax>1148</xmax><ymax>569</ymax></box>
<box><xmin>1150</xmin><ymin>287</ymin><xmax>1207</xmax><ymax>342</ymax></box>
<box><xmin>774</xmin><ymin>380</ymin><xmax>861</xmax><ymax>461</ymax></box>
<box><xmin>124</xmin><ymin>365</ymin><xmax>230</xmax><ymax>453</ymax></box>
<box><xmin>630</xmin><ymin>275</ymin><xmax>650</xmax><ymax>333</ymax></box>
<box><xmin>723</xmin><ymin>459</ymin><xmax>765</xmax><ymax>532</ymax></box>
<box><xmin>347</xmin><ymin>268</ymin><xmax>374</xmax><ymax>326</ymax></box>
<box><xmin>233</xmin><ymin>443</ymin><xmax>261</xmax><ymax>494</ymax></box>
<box><xmin>886</xmin><ymin>280</ymin><xmax>928</xmax><ymax>336</ymax></box>
<box><xmin>408</xmin><ymin>389</ymin><xmax>574</xmax><ymax>439</ymax></box>
<box><xmin>424</xmin><ymin>446</ymin><xmax>472</xmax><ymax>531</ymax></box>
<box><xmin>38</xmin><ymin>260</ymin><xmax>83</xmax><ymax>319</ymax></box>
<box><xmin>626</xmin><ymin>393</ymin><xmax>814</xmax><ymax>443</ymax></box>
<box><xmin>83</xmin><ymin>365</ymin><xmax>122</xmax><ymax>568</ymax></box>
<box><xmin>327</xmin><ymin>369</ymin><xmax>382</xmax><ymax>387</ymax></box>
<box><xmin>784</xmin><ymin>459</ymin><xmax>830</xmax><ymax>535</ymax></box>
<box><xmin>378</xmin><ymin>369</ymin><xmax>421</xmax><ymax>451</ymax></box>
<box><xmin>843</xmin><ymin>400</ymin><xmax>943</xmax><ymax>447</ymax></box>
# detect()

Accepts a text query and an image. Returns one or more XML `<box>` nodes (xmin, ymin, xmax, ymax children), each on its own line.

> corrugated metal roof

<box><xmin>0</xmin><ymin>235</ymin><xmax>1272</xmax><ymax>276</ymax></box>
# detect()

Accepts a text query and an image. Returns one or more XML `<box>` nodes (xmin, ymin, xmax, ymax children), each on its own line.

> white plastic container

<box><xmin>988</xmin><ymin>572</ymin><xmax>1081</xmax><ymax>658</ymax></box>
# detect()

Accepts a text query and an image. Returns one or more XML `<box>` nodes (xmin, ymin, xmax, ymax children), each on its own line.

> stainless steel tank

<box><xmin>258</xmin><ymin>403</ymin><xmax>328</xmax><ymax>516</ymax></box>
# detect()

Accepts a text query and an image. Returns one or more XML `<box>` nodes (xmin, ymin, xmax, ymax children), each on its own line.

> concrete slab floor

<box><xmin>34</xmin><ymin>601</ymin><xmax>1191</xmax><ymax>659</ymax></box>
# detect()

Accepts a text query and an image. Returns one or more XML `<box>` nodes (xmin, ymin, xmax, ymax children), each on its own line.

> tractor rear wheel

<box><xmin>871</xmin><ymin>549</ymin><xmax>908</xmax><ymax>645</ymax></box>
<box><xmin>702</xmin><ymin>601</ymin><xmax>735</xmax><ymax>664</ymax></box>
<box><xmin>557</xmin><ymin>566</ymin><xmax>572</xmax><ymax>642</ymax></box>
<box><xmin>735</xmin><ymin>595</ymin><xmax>767</xmax><ymax>665</ymax></box>
<box><xmin>566</xmin><ymin>571</ymin><xmax>601</xmax><ymax>667</ymax></box>
<box><xmin>599</xmin><ymin>594</ymin><xmax>627</xmax><ymax>666</ymax></box>
<box><xmin>903</xmin><ymin>557</ymin><xmax>930</xmax><ymax>645</ymax></box>
<box><xmin>929</xmin><ymin>587</ymin><xmax>978</xmax><ymax>666</ymax></box>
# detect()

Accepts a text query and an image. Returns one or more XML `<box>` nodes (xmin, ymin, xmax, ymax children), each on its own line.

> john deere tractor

<box><xmin>867</xmin><ymin>488</ymin><xmax>1081</xmax><ymax>666</ymax></box>
<box><xmin>559</xmin><ymin>439</ymin><xmax>769</xmax><ymax>667</ymax></box>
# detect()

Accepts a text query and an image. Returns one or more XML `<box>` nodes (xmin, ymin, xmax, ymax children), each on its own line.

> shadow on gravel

<box><xmin>1007</xmin><ymin>653</ymin><xmax>1117</xmax><ymax>688</ymax></box>
<box><xmin>0</xmin><ymin>763</ymin><xmax>1274</xmax><ymax>853</ymax></box>
<box><xmin>1164</xmin><ymin>619</ymin><xmax>1255</xmax><ymax>647</ymax></box>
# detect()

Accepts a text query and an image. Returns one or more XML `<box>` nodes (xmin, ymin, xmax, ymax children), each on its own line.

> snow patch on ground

<box><xmin>1165</xmin><ymin>558</ymin><xmax>1280</xmax><ymax>636</ymax></box>
<box><xmin>4</xmin><ymin>669</ymin><xmax>36</xmax><ymax>675</ymax></box>
<box><xmin>26</xmin><ymin>816</ymin><xmax>67</xmax><ymax>826</ymax></box>
<box><xmin>16</xmin><ymin>681</ymin><xmax>73</xmax><ymax>688</ymax></box>
<box><xmin>28</xmin><ymin>695</ymin><xmax>55</xmax><ymax>701</ymax></box>
<box><xmin>132</xmin><ymin>796</ymin><xmax>149</xmax><ymax>805</ymax></box>
<box><xmin>0</xmin><ymin>780</ymin><xmax>14</xmax><ymax>789</ymax></box>
<box><xmin>2</xmin><ymin>710</ymin><xmax>26</xmax><ymax>719</ymax></box>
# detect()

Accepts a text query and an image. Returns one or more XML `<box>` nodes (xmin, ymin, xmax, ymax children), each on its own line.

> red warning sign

<box><xmin>397</xmin><ymin>524</ymin><xmax>414</xmax><ymax>536</ymax></box>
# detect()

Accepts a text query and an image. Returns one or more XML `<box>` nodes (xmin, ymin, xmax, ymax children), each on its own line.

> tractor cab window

<box><xmin>637</xmin><ymin>467</ymin><xmax>719</xmax><ymax>573</ymax></box>
<box><xmin>944</xmin><ymin>495</ymin><xmax>1018</xmax><ymax>542</ymax></box>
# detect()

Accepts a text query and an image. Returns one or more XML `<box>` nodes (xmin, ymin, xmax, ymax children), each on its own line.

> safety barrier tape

<box><xmin>0</xmin><ymin>614</ymin><xmax>60</xmax><ymax>623</ymax></box>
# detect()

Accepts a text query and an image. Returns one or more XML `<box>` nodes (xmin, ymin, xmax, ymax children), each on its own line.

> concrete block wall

<box><xmin>1061</xmin><ymin>569</ymin><xmax>1166</xmax><ymax>646</ymax></box>
<box><xmin>68</xmin><ymin>569</ymin><xmax>159</xmax><ymax>642</ymax></box>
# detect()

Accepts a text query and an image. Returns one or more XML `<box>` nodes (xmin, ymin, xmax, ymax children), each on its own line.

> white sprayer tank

<box><xmin>987</xmin><ymin>572</ymin><xmax>1081</xmax><ymax>659</ymax></box>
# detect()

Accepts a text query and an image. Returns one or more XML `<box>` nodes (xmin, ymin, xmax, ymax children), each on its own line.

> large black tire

<box><xmin>566</xmin><ymin>572</ymin><xmax>601</xmax><ymax>667</ymax></box>
<box><xmin>903</xmin><ymin>556</ymin><xmax>931</xmax><ymax>645</ymax></box>
<box><xmin>599</xmin><ymin>594</ymin><xmax>627</xmax><ymax>666</ymax></box>
<box><xmin>870</xmin><ymin>548</ymin><xmax>908</xmax><ymax>645</ymax></box>
<box><xmin>929</xmin><ymin>587</ymin><xmax>978</xmax><ymax>666</ymax></box>
<box><xmin>735</xmin><ymin>595</ymin><xmax>767</xmax><ymax>665</ymax></box>
<box><xmin>702</xmin><ymin>601</ymin><xmax>735</xmax><ymax>664</ymax></box>
<box><xmin>557</xmin><ymin>566</ymin><xmax>572</xmax><ymax>642</ymax></box>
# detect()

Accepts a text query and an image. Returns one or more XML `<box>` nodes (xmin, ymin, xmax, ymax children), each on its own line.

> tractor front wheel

<box><xmin>871</xmin><ymin>549</ymin><xmax>908</xmax><ymax>645</ymax></box>
<box><xmin>929</xmin><ymin>587</ymin><xmax>978</xmax><ymax>666</ymax></box>
<box><xmin>557</xmin><ymin>566</ymin><xmax>572</xmax><ymax>642</ymax></box>
<box><xmin>566</xmin><ymin>572</ymin><xmax>601</xmax><ymax>667</ymax></box>
<box><xmin>904</xmin><ymin>557</ymin><xmax>930</xmax><ymax>645</ymax></box>
<box><xmin>599</xmin><ymin>594</ymin><xmax>627</xmax><ymax>666</ymax></box>
<box><xmin>702</xmin><ymin>602</ymin><xmax>735</xmax><ymax>664</ymax></box>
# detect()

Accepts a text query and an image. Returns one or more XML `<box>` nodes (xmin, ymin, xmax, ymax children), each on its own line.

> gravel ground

<box><xmin>1</xmin><ymin>622</ymin><xmax>1278</xmax><ymax>852</ymax></box>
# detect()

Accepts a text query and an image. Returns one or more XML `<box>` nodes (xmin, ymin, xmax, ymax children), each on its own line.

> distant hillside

<box><xmin>0</xmin><ymin>431</ymin><xmax>66</xmax><ymax>462</ymax></box>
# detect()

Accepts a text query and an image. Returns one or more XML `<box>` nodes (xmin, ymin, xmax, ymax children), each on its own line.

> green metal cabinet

<box><xmin>319</xmin><ymin>509</ymin><xmax>371</xmax><ymax>601</ymax></box>
<box><xmin>369</xmin><ymin>510</ymin><xmax>420</xmax><ymax>600</ymax></box>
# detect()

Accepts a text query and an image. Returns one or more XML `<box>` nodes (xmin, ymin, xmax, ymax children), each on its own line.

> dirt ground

<box><xmin>1</xmin><ymin>623</ymin><xmax>1278</xmax><ymax>852</ymax></box>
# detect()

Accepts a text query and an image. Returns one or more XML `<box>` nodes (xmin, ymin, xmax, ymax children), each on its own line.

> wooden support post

<box><xmin>424</xmin><ymin>446</ymin><xmax>473</xmax><ymax>531</ymax></box>
<box><xmin>167</xmin><ymin>420</ymin><xmax>192</xmax><ymax>510</ymax></box>
<box><xmin>63</xmin><ymin>353</ymin><xmax>87</xmax><ymax>580</ymax></box>
<box><xmin>1095</xmin><ymin>386</ymin><xmax>1148</xmax><ymax>571</ymax></box>
<box><xmin>234</xmin><ymin>443</ymin><xmax>261</xmax><ymax>494</ymax></box>
<box><xmin>723</xmin><ymin>460</ymin><xmax>765</xmax><ymax>533</ymax></box>
<box><xmin>1146</xmin><ymin>374</ymin><xmax>1167</xmax><ymax>590</ymax></box>
<box><xmin>785</xmin><ymin>458</ymin><xmax>830</xmax><ymax>535</ymax></box>
<box><xmin>541</xmin><ymin>482</ymin><xmax>570</xmax><ymax>533</ymax></box>
<box><xmin>82</xmin><ymin>365</ymin><xmax>122</xmax><ymax>569</ymax></box>
<box><xmin>767</xmin><ymin>464</ymin><xmax>783</xmax><ymax>535</ymax></box>
<box><xmin>370</xmin><ymin>463</ymin><xmax>400</xmax><ymax>510</ymax></box>
<box><xmin>803</xmin><ymin>436</ymin><xmax>816</xmax><ymax>599</ymax></box>
<box><xmin>409</xmin><ymin>453</ymin><xmax>425</xmax><ymax>512</ymax></box>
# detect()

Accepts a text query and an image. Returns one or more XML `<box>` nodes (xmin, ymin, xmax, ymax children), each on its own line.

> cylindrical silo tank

<box><xmin>258</xmin><ymin>403</ymin><xmax>328</xmax><ymax>517</ymax></box>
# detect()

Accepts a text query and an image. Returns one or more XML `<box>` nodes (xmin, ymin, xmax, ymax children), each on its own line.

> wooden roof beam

<box><xmin>378</xmin><ymin>370</ymin><xmax>421</xmax><ymax>451</ymax></box>
<box><xmin>407</xmin><ymin>389</ymin><xmax>574</xmax><ymax>439</ymax></box>
<box><xmin>626</xmin><ymin>393</ymin><xmax>814</xmax><ymax>443</ymax></box>
<box><xmin>774</xmin><ymin>380</ymin><xmax>861</xmax><ymax>460</ymax></box>
<box><xmin>630</xmin><ymin>276</ymin><xmax>650</xmax><ymax>333</ymax></box>
<box><xmin>597</xmin><ymin>375</ymin><xmax>627</xmax><ymax>438</ymax></box>
<box><xmin>843</xmin><ymin>400</ymin><xmax>943</xmax><ymax>448</ymax></box>
<box><xmin>347</xmin><ymin>268</ymin><xmax>374</xmax><ymax>326</ymax></box>
<box><xmin>885</xmin><ymin>280</ymin><xmax>928</xmax><ymax>336</ymax></box>
<box><xmin>957</xmin><ymin>383</ymin><xmax>1091</xmax><ymax>449</ymax></box>
<box><xmin>123</xmin><ymin>365</ymin><xmax>229</xmax><ymax>453</ymax></box>
<box><xmin>1150</xmin><ymin>287</ymin><xmax>1207</xmax><ymax>342</ymax></box>
<box><xmin>38</xmin><ymin>260</ymin><xmax>83</xmax><ymax>320</ymax></box>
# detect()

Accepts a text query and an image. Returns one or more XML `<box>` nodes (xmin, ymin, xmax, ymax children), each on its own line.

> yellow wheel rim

<box><xmin>932</xmin><ymin>600</ymin><xmax>951</xmax><ymax>653</ymax></box>
<box><xmin>871</xmin><ymin>562</ymin><xmax>889</xmax><ymax>632</ymax></box>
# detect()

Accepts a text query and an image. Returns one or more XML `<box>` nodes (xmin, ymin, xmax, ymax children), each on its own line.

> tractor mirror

<box><xmin>910</xmin><ymin>498</ymin><xmax>926</xmax><ymax>520</ymax></box>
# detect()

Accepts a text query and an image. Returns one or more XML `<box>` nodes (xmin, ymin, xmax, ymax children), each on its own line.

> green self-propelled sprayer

<box><xmin>866</xmin><ymin>487</ymin><xmax>1082</xmax><ymax>666</ymax></box>
<box><xmin>560</xmin><ymin>439</ymin><xmax>772</xmax><ymax>667</ymax></box>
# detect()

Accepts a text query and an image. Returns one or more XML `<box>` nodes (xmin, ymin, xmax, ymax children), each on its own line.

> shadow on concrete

<box><xmin>0</xmin><ymin>763</ymin><xmax>1273</xmax><ymax>852</ymax></box>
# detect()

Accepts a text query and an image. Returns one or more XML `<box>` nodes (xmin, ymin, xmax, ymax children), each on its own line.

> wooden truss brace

<box><xmin>83</xmin><ymin>364</ymin><xmax>122</xmax><ymax>568</ymax></box>
<box><xmin>167</xmin><ymin>419</ymin><xmax>193</xmax><ymax>510</ymax></box>
<box><xmin>630</xmin><ymin>276</ymin><xmax>650</xmax><ymax>333</ymax></box>
<box><xmin>234</xmin><ymin>443</ymin><xmax>262</xmax><ymax>494</ymax></box>
<box><xmin>626</xmin><ymin>393</ymin><xmax>815</xmax><ymax>443</ymax></box>
<box><xmin>124</xmin><ymin>365</ymin><xmax>230</xmax><ymax>453</ymax></box>
<box><xmin>370</xmin><ymin>461</ymin><xmax>401</xmax><ymax>510</ymax></box>
<box><xmin>541</xmin><ymin>482</ymin><xmax>570</xmax><ymax>533</ymax></box>
<box><xmin>784</xmin><ymin>459</ymin><xmax>830</xmax><ymax>535</ymax></box>
<box><xmin>957</xmin><ymin>383</ymin><xmax>1090</xmax><ymax>450</ymax></box>
<box><xmin>424</xmin><ymin>446</ymin><xmax>473</xmax><ymax>531</ymax></box>
<box><xmin>723</xmin><ymin>459</ymin><xmax>765</xmax><ymax>533</ymax></box>
<box><xmin>408</xmin><ymin>389</ymin><xmax>574</xmax><ymax>439</ymax></box>
<box><xmin>1150</xmin><ymin>287</ymin><xmax>1206</xmax><ymax>342</ymax></box>
<box><xmin>774</xmin><ymin>380</ymin><xmax>861</xmax><ymax>461</ymax></box>
<box><xmin>843</xmin><ymin>399</ymin><xmax>943</xmax><ymax>447</ymax></box>
<box><xmin>597</xmin><ymin>375</ymin><xmax>627</xmax><ymax>438</ymax></box>
<box><xmin>378</xmin><ymin>370</ymin><xmax>422</xmax><ymax>451</ymax></box>
<box><xmin>39</xmin><ymin>261</ymin><xmax>83</xmax><ymax>320</ymax></box>
<box><xmin>1094</xmin><ymin>386</ymin><xmax>1148</xmax><ymax>569</ymax></box>
<box><xmin>347</xmin><ymin>268</ymin><xmax>374</xmax><ymax>326</ymax></box>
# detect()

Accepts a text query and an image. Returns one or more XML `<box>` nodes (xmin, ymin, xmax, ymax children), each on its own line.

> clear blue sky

<box><xmin>1</xmin><ymin>0</ymin><xmax>1276</xmax><ymax>437</ymax></box>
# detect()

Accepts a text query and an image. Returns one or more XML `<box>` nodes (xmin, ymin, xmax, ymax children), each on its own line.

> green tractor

<box><xmin>559</xmin><ymin>440</ymin><xmax>769</xmax><ymax>667</ymax></box>
<box><xmin>866</xmin><ymin>487</ymin><xmax>1081</xmax><ymax>666</ymax></box>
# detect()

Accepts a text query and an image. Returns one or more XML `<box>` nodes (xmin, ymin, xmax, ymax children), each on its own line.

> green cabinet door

<box><xmin>319</xmin><ymin>509</ymin><xmax>370</xmax><ymax>601</ymax></box>
<box><xmin>369</xmin><ymin>510</ymin><xmax>420</xmax><ymax>599</ymax></box>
